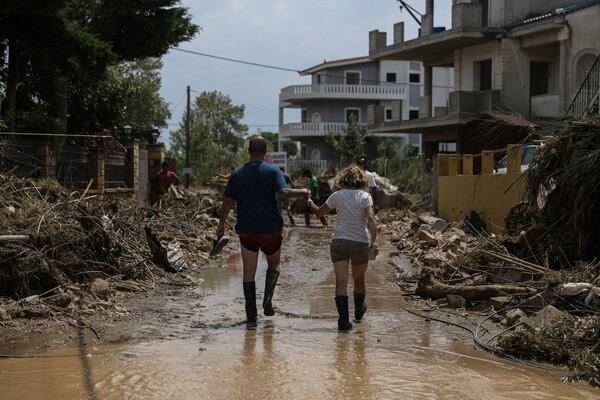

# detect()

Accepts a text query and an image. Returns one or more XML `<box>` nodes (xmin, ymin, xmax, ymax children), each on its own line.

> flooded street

<box><xmin>1</xmin><ymin>226</ymin><xmax>599</xmax><ymax>399</ymax></box>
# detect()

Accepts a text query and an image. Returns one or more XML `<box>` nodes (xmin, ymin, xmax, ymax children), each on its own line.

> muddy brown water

<box><xmin>1</xmin><ymin>226</ymin><xmax>599</xmax><ymax>399</ymax></box>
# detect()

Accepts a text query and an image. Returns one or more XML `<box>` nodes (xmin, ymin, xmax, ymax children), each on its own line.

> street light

<box><xmin>123</xmin><ymin>125</ymin><xmax>132</xmax><ymax>136</ymax></box>
<box><xmin>151</xmin><ymin>131</ymin><xmax>159</xmax><ymax>144</ymax></box>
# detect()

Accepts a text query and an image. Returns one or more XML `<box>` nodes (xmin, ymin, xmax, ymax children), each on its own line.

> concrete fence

<box><xmin>435</xmin><ymin>144</ymin><xmax>528</xmax><ymax>234</ymax></box>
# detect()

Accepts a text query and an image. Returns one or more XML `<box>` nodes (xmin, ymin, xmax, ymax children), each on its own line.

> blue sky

<box><xmin>159</xmin><ymin>0</ymin><xmax>452</xmax><ymax>145</ymax></box>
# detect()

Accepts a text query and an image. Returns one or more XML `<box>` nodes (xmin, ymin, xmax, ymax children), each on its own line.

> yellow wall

<box><xmin>438</xmin><ymin>172</ymin><xmax>526</xmax><ymax>234</ymax></box>
<box><xmin>436</xmin><ymin>145</ymin><xmax>526</xmax><ymax>234</ymax></box>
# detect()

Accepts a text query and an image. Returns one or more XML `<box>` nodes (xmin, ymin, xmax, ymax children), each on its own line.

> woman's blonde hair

<box><xmin>335</xmin><ymin>164</ymin><xmax>368</xmax><ymax>190</ymax></box>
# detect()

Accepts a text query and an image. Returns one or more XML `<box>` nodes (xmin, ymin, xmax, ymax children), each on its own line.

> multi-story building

<box><xmin>368</xmin><ymin>0</ymin><xmax>600</xmax><ymax>158</ymax></box>
<box><xmin>278</xmin><ymin>56</ymin><xmax>453</xmax><ymax>172</ymax></box>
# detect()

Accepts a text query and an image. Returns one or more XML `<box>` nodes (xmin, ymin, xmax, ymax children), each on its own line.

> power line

<box><xmin>171</xmin><ymin>47</ymin><xmax>299</xmax><ymax>73</ymax></box>
<box><xmin>172</xmin><ymin>47</ymin><xmax>454</xmax><ymax>89</ymax></box>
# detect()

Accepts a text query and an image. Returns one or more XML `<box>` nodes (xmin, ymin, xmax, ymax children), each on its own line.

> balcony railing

<box><xmin>280</xmin><ymin>122</ymin><xmax>367</xmax><ymax>139</ymax></box>
<box><xmin>280</xmin><ymin>84</ymin><xmax>406</xmax><ymax>104</ymax></box>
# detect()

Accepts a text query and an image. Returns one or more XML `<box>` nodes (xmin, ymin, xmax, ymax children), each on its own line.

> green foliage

<box><xmin>169</xmin><ymin>91</ymin><xmax>248</xmax><ymax>182</ymax></box>
<box><xmin>325</xmin><ymin>114</ymin><xmax>366</xmax><ymax>167</ymax></box>
<box><xmin>0</xmin><ymin>0</ymin><xmax>198</xmax><ymax>133</ymax></box>
<box><xmin>281</xmin><ymin>140</ymin><xmax>298</xmax><ymax>157</ymax></box>
<box><xmin>260</xmin><ymin>131</ymin><xmax>279</xmax><ymax>152</ymax></box>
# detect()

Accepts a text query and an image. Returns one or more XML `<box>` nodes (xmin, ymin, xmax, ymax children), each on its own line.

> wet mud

<box><xmin>1</xmin><ymin>226</ymin><xmax>599</xmax><ymax>399</ymax></box>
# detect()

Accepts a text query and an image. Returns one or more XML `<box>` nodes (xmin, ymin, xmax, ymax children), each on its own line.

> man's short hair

<box><xmin>356</xmin><ymin>156</ymin><xmax>367</xmax><ymax>164</ymax></box>
<box><xmin>248</xmin><ymin>136</ymin><xmax>267</xmax><ymax>155</ymax></box>
<box><xmin>161</xmin><ymin>162</ymin><xmax>169</xmax><ymax>168</ymax></box>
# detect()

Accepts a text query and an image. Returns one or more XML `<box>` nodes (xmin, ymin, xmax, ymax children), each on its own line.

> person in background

<box><xmin>150</xmin><ymin>161</ymin><xmax>181</xmax><ymax>204</ymax></box>
<box><xmin>306</xmin><ymin>164</ymin><xmax>377</xmax><ymax>331</ymax></box>
<box><xmin>216</xmin><ymin>136</ymin><xmax>309</xmax><ymax>325</ymax></box>
<box><xmin>356</xmin><ymin>156</ymin><xmax>378</xmax><ymax>214</ymax></box>
<box><xmin>303</xmin><ymin>169</ymin><xmax>327</xmax><ymax>227</ymax></box>
<box><xmin>278</xmin><ymin>167</ymin><xmax>296</xmax><ymax>227</ymax></box>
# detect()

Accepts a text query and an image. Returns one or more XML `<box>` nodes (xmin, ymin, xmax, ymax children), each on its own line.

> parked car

<box><xmin>494</xmin><ymin>144</ymin><xmax>541</xmax><ymax>174</ymax></box>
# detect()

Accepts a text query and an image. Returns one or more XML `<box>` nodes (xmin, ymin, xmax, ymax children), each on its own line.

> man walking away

<box><xmin>356</xmin><ymin>156</ymin><xmax>378</xmax><ymax>214</ymax></box>
<box><xmin>216</xmin><ymin>136</ymin><xmax>309</xmax><ymax>325</ymax></box>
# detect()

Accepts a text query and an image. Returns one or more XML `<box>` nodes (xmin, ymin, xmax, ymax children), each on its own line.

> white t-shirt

<box><xmin>364</xmin><ymin>170</ymin><xmax>376</xmax><ymax>189</ymax></box>
<box><xmin>325</xmin><ymin>188</ymin><xmax>373</xmax><ymax>243</ymax></box>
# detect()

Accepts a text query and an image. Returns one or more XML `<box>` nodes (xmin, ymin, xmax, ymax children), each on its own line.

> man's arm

<box><xmin>278</xmin><ymin>187</ymin><xmax>309</xmax><ymax>199</ymax></box>
<box><xmin>216</xmin><ymin>197</ymin><xmax>235</xmax><ymax>236</ymax></box>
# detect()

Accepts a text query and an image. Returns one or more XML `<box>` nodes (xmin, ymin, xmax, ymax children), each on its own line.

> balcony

<box><xmin>280</xmin><ymin>122</ymin><xmax>367</xmax><ymax>140</ymax></box>
<box><xmin>280</xmin><ymin>84</ymin><xmax>406</xmax><ymax>106</ymax></box>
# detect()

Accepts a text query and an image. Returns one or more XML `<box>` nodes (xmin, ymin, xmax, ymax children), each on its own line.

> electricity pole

<box><xmin>184</xmin><ymin>85</ymin><xmax>191</xmax><ymax>188</ymax></box>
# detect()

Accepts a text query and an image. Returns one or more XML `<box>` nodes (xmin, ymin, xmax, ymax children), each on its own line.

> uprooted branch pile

<box><xmin>0</xmin><ymin>174</ymin><xmax>232</xmax><ymax>300</ymax></box>
<box><xmin>520</xmin><ymin>118</ymin><xmax>600</xmax><ymax>265</ymax></box>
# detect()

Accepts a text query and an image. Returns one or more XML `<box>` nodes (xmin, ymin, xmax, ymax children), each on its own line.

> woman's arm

<box><xmin>364</xmin><ymin>205</ymin><xmax>377</xmax><ymax>247</ymax></box>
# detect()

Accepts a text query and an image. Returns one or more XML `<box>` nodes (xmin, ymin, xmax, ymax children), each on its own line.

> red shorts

<box><xmin>238</xmin><ymin>232</ymin><xmax>283</xmax><ymax>255</ymax></box>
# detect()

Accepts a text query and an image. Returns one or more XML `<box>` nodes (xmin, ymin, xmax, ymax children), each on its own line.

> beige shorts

<box><xmin>330</xmin><ymin>239</ymin><xmax>369</xmax><ymax>264</ymax></box>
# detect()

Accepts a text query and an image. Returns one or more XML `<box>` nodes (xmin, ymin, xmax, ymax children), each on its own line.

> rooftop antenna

<box><xmin>397</xmin><ymin>0</ymin><xmax>422</xmax><ymax>26</ymax></box>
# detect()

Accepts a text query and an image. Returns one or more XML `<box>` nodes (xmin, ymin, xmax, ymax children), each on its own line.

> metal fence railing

<box><xmin>104</xmin><ymin>151</ymin><xmax>126</xmax><ymax>188</ymax></box>
<box><xmin>0</xmin><ymin>137</ymin><xmax>40</xmax><ymax>178</ymax></box>
<box><xmin>567</xmin><ymin>54</ymin><xmax>600</xmax><ymax>117</ymax></box>
<box><xmin>57</xmin><ymin>144</ymin><xmax>89</xmax><ymax>189</ymax></box>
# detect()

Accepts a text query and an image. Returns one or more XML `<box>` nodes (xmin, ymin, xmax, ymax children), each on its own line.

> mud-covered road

<box><xmin>1</xmin><ymin>225</ymin><xmax>599</xmax><ymax>399</ymax></box>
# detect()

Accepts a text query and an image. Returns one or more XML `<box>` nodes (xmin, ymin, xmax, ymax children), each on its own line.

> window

<box><xmin>301</xmin><ymin>109</ymin><xmax>307</xmax><ymax>123</ymax></box>
<box><xmin>311</xmin><ymin>113</ymin><xmax>321</xmax><ymax>123</ymax></box>
<box><xmin>311</xmin><ymin>149</ymin><xmax>321</xmax><ymax>161</ymax></box>
<box><xmin>385</xmin><ymin>107</ymin><xmax>393</xmax><ymax>122</ymax></box>
<box><xmin>409</xmin><ymin>110</ymin><xmax>419</xmax><ymax>119</ymax></box>
<box><xmin>345</xmin><ymin>71</ymin><xmax>360</xmax><ymax>85</ymax></box>
<box><xmin>409</xmin><ymin>73</ymin><xmax>420</xmax><ymax>83</ymax></box>
<box><xmin>386</xmin><ymin>73</ymin><xmax>397</xmax><ymax>83</ymax></box>
<box><xmin>316</xmin><ymin>74</ymin><xmax>322</xmax><ymax>84</ymax></box>
<box><xmin>346</xmin><ymin>108</ymin><xmax>360</xmax><ymax>122</ymax></box>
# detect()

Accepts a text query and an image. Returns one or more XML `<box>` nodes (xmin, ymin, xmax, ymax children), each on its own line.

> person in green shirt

<box><xmin>303</xmin><ymin>169</ymin><xmax>327</xmax><ymax>226</ymax></box>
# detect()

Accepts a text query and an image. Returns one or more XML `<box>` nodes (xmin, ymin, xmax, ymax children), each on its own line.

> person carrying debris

<box><xmin>303</xmin><ymin>169</ymin><xmax>327</xmax><ymax>226</ymax></box>
<box><xmin>306</xmin><ymin>164</ymin><xmax>377</xmax><ymax>331</ymax></box>
<box><xmin>356</xmin><ymin>156</ymin><xmax>378</xmax><ymax>214</ymax></box>
<box><xmin>150</xmin><ymin>161</ymin><xmax>181</xmax><ymax>204</ymax></box>
<box><xmin>215</xmin><ymin>136</ymin><xmax>309</xmax><ymax>325</ymax></box>
<box><xmin>277</xmin><ymin>167</ymin><xmax>296</xmax><ymax>227</ymax></box>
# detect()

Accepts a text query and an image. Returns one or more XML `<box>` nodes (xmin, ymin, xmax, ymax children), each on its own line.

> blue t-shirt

<box><xmin>223</xmin><ymin>161</ymin><xmax>288</xmax><ymax>233</ymax></box>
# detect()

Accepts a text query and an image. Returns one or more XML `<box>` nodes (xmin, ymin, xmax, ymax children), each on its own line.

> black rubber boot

<box><xmin>304</xmin><ymin>212</ymin><xmax>311</xmax><ymax>226</ymax></box>
<box><xmin>354</xmin><ymin>291</ymin><xmax>367</xmax><ymax>321</ymax></box>
<box><xmin>263</xmin><ymin>268</ymin><xmax>280</xmax><ymax>316</ymax></box>
<box><xmin>288</xmin><ymin>214</ymin><xmax>296</xmax><ymax>227</ymax></box>
<box><xmin>335</xmin><ymin>296</ymin><xmax>353</xmax><ymax>332</ymax></box>
<box><xmin>243</xmin><ymin>282</ymin><xmax>257</xmax><ymax>324</ymax></box>
<box><xmin>320</xmin><ymin>216</ymin><xmax>328</xmax><ymax>226</ymax></box>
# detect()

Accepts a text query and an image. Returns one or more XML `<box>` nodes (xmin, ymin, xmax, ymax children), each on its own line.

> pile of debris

<box><xmin>0</xmin><ymin>173</ymin><xmax>235</xmax><ymax>323</ymax></box>
<box><xmin>380</xmin><ymin>203</ymin><xmax>600</xmax><ymax>386</ymax></box>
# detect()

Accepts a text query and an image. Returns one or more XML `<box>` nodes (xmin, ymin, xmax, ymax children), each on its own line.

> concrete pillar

<box><xmin>34</xmin><ymin>139</ymin><xmax>56</xmax><ymax>178</ymax></box>
<box><xmin>559</xmin><ymin>39</ymin><xmax>569</xmax><ymax>114</ymax></box>
<box><xmin>89</xmin><ymin>148</ymin><xmax>105</xmax><ymax>193</ymax></box>
<box><xmin>463</xmin><ymin>154</ymin><xmax>473</xmax><ymax>175</ymax></box>
<box><xmin>481</xmin><ymin>150</ymin><xmax>494</xmax><ymax>174</ymax></box>
<box><xmin>123</xmin><ymin>139</ymin><xmax>140</xmax><ymax>195</ymax></box>
<box><xmin>424</xmin><ymin>66</ymin><xmax>433</xmax><ymax>117</ymax></box>
<box><xmin>437</xmin><ymin>153</ymin><xmax>450</xmax><ymax>177</ymax></box>
<box><xmin>507</xmin><ymin>144</ymin><xmax>522</xmax><ymax>174</ymax></box>
<box><xmin>394</xmin><ymin>22</ymin><xmax>405</xmax><ymax>44</ymax></box>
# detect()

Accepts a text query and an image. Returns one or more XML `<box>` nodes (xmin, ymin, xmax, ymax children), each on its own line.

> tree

<box><xmin>169</xmin><ymin>91</ymin><xmax>248</xmax><ymax>181</ymax></box>
<box><xmin>68</xmin><ymin>58</ymin><xmax>171</xmax><ymax>133</ymax></box>
<box><xmin>0</xmin><ymin>0</ymin><xmax>198</xmax><ymax>133</ymax></box>
<box><xmin>281</xmin><ymin>140</ymin><xmax>298</xmax><ymax>158</ymax></box>
<box><xmin>325</xmin><ymin>114</ymin><xmax>367</xmax><ymax>167</ymax></box>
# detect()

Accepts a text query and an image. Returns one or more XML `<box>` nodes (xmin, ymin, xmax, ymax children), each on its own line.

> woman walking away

<box><xmin>306</xmin><ymin>165</ymin><xmax>378</xmax><ymax>331</ymax></box>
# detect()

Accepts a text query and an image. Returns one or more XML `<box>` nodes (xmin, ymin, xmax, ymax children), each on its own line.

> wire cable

<box><xmin>403</xmin><ymin>305</ymin><xmax>565</xmax><ymax>372</ymax></box>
